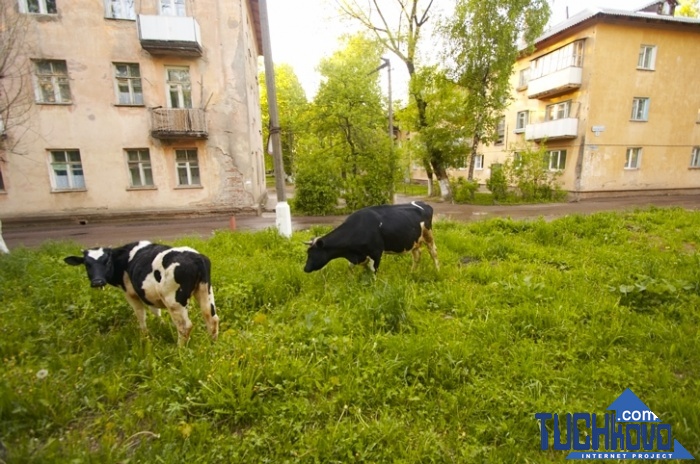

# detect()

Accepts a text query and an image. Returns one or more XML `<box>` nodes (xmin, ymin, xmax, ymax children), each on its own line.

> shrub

<box><xmin>486</xmin><ymin>164</ymin><xmax>508</xmax><ymax>201</ymax></box>
<box><xmin>450</xmin><ymin>177</ymin><xmax>479</xmax><ymax>203</ymax></box>
<box><xmin>291</xmin><ymin>155</ymin><xmax>340</xmax><ymax>215</ymax></box>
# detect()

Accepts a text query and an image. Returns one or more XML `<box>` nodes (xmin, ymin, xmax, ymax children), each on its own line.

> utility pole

<box><xmin>371</xmin><ymin>57</ymin><xmax>393</xmax><ymax>142</ymax></box>
<box><xmin>259</xmin><ymin>0</ymin><xmax>292</xmax><ymax>237</ymax></box>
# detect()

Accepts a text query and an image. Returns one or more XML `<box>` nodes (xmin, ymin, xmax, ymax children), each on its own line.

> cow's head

<box><xmin>64</xmin><ymin>247</ymin><xmax>115</xmax><ymax>288</ymax></box>
<box><xmin>303</xmin><ymin>238</ymin><xmax>330</xmax><ymax>273</ymax></box>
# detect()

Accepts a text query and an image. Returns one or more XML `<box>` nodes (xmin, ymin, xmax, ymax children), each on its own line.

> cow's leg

<box><xmin>411</xmin><ymin>246</ymin><xmax>422</xmax><ymax>272</ymax></box>
<box><xmin>195</xmin><ymin>283</ymin><xmax>219</xmax><ymax>341</ymax></box>
<box><xmin>124</xmin><ymin>292</ymin><xmax>149</xmax><ymax>333</ymax></box>
<box><xmin>161</xmin><ymin>293</ymin><xmax>193</xmax><ymax>346</ymax></box>
<box><xmin>422</xmin><ymin>228</ymin><xmax>439</xmax><ymax>271</ymax></box>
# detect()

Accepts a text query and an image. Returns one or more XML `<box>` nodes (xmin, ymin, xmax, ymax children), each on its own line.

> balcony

<box><xmin>137</xmin><ymin>15</ymin><xmax>203</xmax><ymax>57</ymax></box>
<box><xmin>527</xmin><ymin>66</ymin><xmax>582</xmax><ymax>99</ymax></box>
<box><xmin>525</xmin><ymin>118</ymin><xmax>578</xmax><ymax>141</ymax></box>
<box><xmin>150</xmin><ymin>108</ymin><xmax>207</xmax><ymax>140</ymax></box>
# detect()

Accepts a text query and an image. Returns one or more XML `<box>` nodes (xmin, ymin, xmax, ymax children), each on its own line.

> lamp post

<box><xmin>372</xmin><ymin>57</ymin><xmax>393</xmax><ymax>143</ymax></box>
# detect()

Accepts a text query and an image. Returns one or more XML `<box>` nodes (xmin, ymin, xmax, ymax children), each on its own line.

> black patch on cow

<box><xmin>154</xmin><ymin>270</ymin><xmax>162</xmax><ymax>282</ymax></box>
<box><xmin>210</xmin><ymin>304</ymin><xmax>216</xmax><ymax>317</ymax></box>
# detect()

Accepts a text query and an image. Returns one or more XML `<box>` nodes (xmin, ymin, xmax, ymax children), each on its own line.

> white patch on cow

<box><xmin>411</xmin><ymin>201</ymin><xmax>424</xmax><ymax>210</ymax></box>
<box><xmin>129</xmin><ymin>240</ymin><xmax>152</xmax><ymax>262</ymax></box>
<box><xmin>87</xmin><ymin>248</ymin><xmax>106</xmax><ymax>260</ymax></box>
<box><xmin>138</xmin><ymin>247</ymin><xmax>198</xmax><ymax>307</ymax></box>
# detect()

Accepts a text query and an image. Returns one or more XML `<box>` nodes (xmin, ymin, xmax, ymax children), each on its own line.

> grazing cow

<box><xmin>64</xmin><ymin>241</ymin><xmax>218</xmax><ymax>345</ymax></box>
<box><xmin>304</xmin><ymin>201</ymin><xmax>439</xmax><ymax>274</ymax></box>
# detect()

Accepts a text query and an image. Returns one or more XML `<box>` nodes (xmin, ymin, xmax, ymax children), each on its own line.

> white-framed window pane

<box><xmin>631</xmin><ymin>98</ymin><xmax>649</xmax><ymax>121</ymax></box>
<box><xmin>516</xmin><ymin>111</ymin><xmax>529</xmax><ymax>131</ymax></box>
<box><xmin>22</xmin><ymin>0</ymin><xmax>57</xmax><ymax>14</ymax></box>
<box><xmin>0</xmin><ymin>169</ymin><xmax>5</xmax><ymax>191</ymax></box>
<box><xmin>475</xmin><ymin>155</ymin><xmax>484</xmax><ymax>170</ymax></box>
<box><xmin>690</xmin><ymin>147</ymin><xmax>700</xmax><ymax>168</ymax></box>
<box><xmin>548</xmin><ymin>150</ymin><xmax>567</xmax><ymax>170</ymax></box>
<box><xmin>106</xmin><ymin>0</ymin><xmax>135</xmax><ymax>19</ymax></box>
<box><xmin>166</xmin><ymin>67</ymin><xmax>192</xmax><ymax>108</ymax></box>
<box><xmin>175</xmin><ymin>149</ymin><xmax>200</xmax><ymax>186</ymax></box>
<box><xmin>114</xmin><ymin>63</ymin><xmax>143</xmax><ymax>105</ymax></box>
<box><xmin>50</xmin><ymin>150</ymin><xmax>85</xmax><ymax>190</ymax></box>
<box><xmin>160</xmin><ymin>0</ymin><xmax>185</xmax><ymax>16</ymax></box>
<box><xmin>495</xmin><ymin>118</ymin><xmax>505</xmax><ymax>145</ymax></box>
<box><xmin>637</xmin><ymin>45</ymin><xmax>656</xmax><ymax>70</ymax></box>
<box><xmin>546</xmin><ymin>101</ymin><xmax>571</xmax><ymax>121</ymax></box>
<box><xmin>625</xmin><ymin>147</ymin><xmax>642</xmax><ymax>169</ymax></box>
<box><xmin>126</xmin><ymin>149</ymin><xmax>153</xmax><ymax>187</ymax></box>
<box><xmin>34</xmin><ymin>60</ymin><xmax>71</xmax><ymax>104</ymax></box>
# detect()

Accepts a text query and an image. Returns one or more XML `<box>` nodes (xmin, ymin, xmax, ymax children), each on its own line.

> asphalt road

<box><xmin>3</xmin><ymin>193</ymin><xmax>700</xmax><ymax>250</ymax></box>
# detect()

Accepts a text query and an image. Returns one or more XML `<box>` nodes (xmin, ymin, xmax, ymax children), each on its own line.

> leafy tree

<box><xmin>259</xmin><ymin>64</ymin><xmax>308</xmax><ymax>177</ymax></box>
<box><xmin>441</xmin><ymin>0</ymin><xmax>550</xmax><ymax>180</ymax></box>
<box><xmin>336</xmin><ymin>0</ymin><xmax>456</xmax><ymax>200</ymax></box>
<box><xmin>503</xmin><ymin>143</ymin><xmax>564</xmax><ymax>201</ymax></box>
<box><xmin>677</xmin><ymin>0</ymin><xmax>700</xmax><ymax>17</ymax></box>
<box><xmin>295</xmin><ymin>33</ymin><xmax>395</xmax><ymax>213</ymax></box>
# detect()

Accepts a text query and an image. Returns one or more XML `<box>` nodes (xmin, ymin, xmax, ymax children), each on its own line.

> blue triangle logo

<box><xmin>606</xmin><ymin>388</ymin><xmax>660</xmax><ymax>422</ymax></box>
<box><xmin>672</xmin><ymin>440</ymin><xmax>696</xmax><ymax>459</ymax></box>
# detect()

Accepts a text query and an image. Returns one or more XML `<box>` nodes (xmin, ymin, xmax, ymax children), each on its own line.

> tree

<box><xmin>441</xmin><ymin>0</ymin><xmax>550</xmax><ymax>180</ymax></box>
<box><xmin>677</xmin><ymin>0</ymin><xmax>700</xmax><ymax>17</ymax></box>
<box><xmin>337</xmin><ymin>0</ymin><xmax>457</xmax><ymax>200</ymax></box>
<box><xmin>295</xmin><ymin>33</ymin><xmax>395</xmax><ymax>213</ymax></box>
<box><xmin>259</xmin><ymin>64</ymin><xmax>308</xmax><ymax>178</ymax></box>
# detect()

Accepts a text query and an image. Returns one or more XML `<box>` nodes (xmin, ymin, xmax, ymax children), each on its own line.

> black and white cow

<box><xmin>64</xmin><ymin>241</ymin><xmax>219</xmax><ymax>345</ymax></box>
<box><xmin>304</xmin><ymin>201</ymin><xmax>439</xmax><ymax>274</ymax></box>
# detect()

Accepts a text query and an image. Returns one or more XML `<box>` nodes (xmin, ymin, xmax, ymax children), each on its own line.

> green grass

<box><xmin>1</xmin><ymin>208</ymin><xmax>699</xmax><ymax>462</ymax></box>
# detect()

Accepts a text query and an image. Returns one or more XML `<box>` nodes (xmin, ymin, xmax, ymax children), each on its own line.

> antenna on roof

<box><xmin>566</xmin><ymin>6</ymin><xmax>569</xmax><ymax>19</ymax></box>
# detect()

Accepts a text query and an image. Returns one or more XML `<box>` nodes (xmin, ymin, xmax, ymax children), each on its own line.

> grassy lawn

<box><xmin>1</xmin><ymin>208</ymin><xmax>699</xmax><ymax>462</ymax></box>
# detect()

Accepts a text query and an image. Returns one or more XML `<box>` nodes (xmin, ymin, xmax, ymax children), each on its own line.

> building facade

<box><xmin>0</xmin><ymin>0</ymin><xmax>266</xmax><ymax>222</ymax></box>
<box><xmin>456</xmin><ymin>1</ymin><xmax>700</xmax><ymax>198</ymax></box>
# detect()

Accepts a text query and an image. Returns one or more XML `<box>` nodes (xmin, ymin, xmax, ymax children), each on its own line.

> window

<box><xmin>637</xmin><ymin>45</ymin><xmax>657</xmax><ymax>70</ymax></box>
<box><xmin>19</xmin><ymin>0</ymin><xmax>57</xmax><ymax>14</ymax></box>
<box><xmin>166</xmin><ymin>67</ymin><xmax>192</xmax><ymax>108</ymax></box>
<box><xmin>625</xmin><ymin>148</ymin><xmax>642</xmax><ymax>169</ymax></box>
<box><xmin>114</xmin><ymin>63</ymin><xmax>143</xmax><ymax>105</ymax></box>
<box><xmin>126</xmin><ymin>149</ymin><xmax>153</xmax><ymax>187</ymax></box>
<box><xmin>518</xmin><ymin>68</ymin><xmax>529</xmax><ymax>89</ymax></box>
<box><xmin>160</xmin><ymin>0</ymin><xmax>185</xmax><ymax>16</ymax></box>
<box><xmin>105</xmin><ymin>0</ymin><xmax>135</xmax><ymax>20</ymax></box>
<box><xmin>690</xmin><ymin>147</ymin><xmax>700</xmax><ymax>168</ymax></box>
<box><xmin>515</xmin><ymin>111</ymin><xmax>529</xmax><ymax>132</ymax></box>
<box><xmin>631</xmin><ymin>97</ymin><xmax>650</xmax><ymax>121</ymax></box>
<box><xmin>495</xmin><ymin>118</ymin><xmax>505</xmax><ymax>145</ymax></box>
<box><xmin>33</xmin><ymin>60</ymin><xmax>71</xmax><ymax>104</ymax></box>
<box><xmin>545</xmin><ymin>101</ymin><xmax>571</xmax><ymax>121</ymax></box>
<box><xmin>50</xmin><ymin>150</ymin><xmax>85</xmax><ymax>190</ymax></box>
<box><xmin>0</xmin><ymin>169</ymin><xmax>5</xmax><ymax>192</ymax></box>
<box><xmin>175</xmin><ymin>149</ymin><xmax>200</xmax><ymax>186</ymax></box>
<box><xmin>474</xmin><ymin>154</ymin><xmax>484</xmax><ymax>170</ymax></box>
<box><xmin>530</xmin><ymin>40</ymin><xmax>584</xmax><ymax>80</ymax></box>
<box><xmin>547</xmin><ymin>150</ymin><xmax>567</xmax><ymax>171</ymax></box>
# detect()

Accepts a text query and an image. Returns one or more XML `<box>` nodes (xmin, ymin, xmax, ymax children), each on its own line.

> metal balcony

<box><xmin>150</xmin><ymin>108</ymin><xmax>207</xmax><ymax>140</ymax></box>
<box><xmin>527</xmin><ymin>66</ymin><xmax>582</xmax><ymax>99</ymax></box>
<box><xmin>525</xmin><ymin>118</ymin><xmax>579</xmax><ymax>141</ymax></box>
<box><xmin>137</xmin><ymin>15</ymin><xmax>203</xmax><ymax>57</ymax></box>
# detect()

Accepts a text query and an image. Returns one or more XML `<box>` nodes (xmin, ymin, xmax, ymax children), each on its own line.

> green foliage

<box><xmin>2</xmin><ymin>209</ymin><xmax>700</xmax><ymax>461</ymax></box>
<box><xmin>486</xmin><ymin>163</ymin><xmax>508</xmax><ymax>200</ymax></box>
<box><xmin>503</xmin><ymin>143</ymin><xmax>566</xmax><ymax>201</ymax></box>
<box><xmin>450</xmin><ymin>177</ymin><xmax>479</xmax><ymax>203</ymax></box>
<box><xmin>291</xmin><ymin>152</ymin><xmax>341</xmax><ymax>215</ymax></box>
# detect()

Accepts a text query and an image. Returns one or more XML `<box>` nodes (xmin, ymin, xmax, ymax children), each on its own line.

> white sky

<box><xmin>265</xmin><ymin>0</ymin><xmax>649</xmax><ymax>101</ymax></box>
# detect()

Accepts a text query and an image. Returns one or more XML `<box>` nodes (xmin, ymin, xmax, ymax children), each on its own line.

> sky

<box><xmin>265</xmin><ymin>0</ymin><xmax>649</xmax><ymax>101</ymax></box>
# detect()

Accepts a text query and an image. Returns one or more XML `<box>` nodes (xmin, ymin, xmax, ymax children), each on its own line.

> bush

<box><xmin>486</xmin><ymin>164</ymin><xmax>508</xmax><ymax>201</ymax></box>
<box><xmin>291</xmin><ymin>157</ymin><xmax>340</xmax><ymax>215</ymax></box>
<box><xmin>450</xmin><ymin>177</ymin><xmax>479</xmax><ymax>203</ymax></box>
<box><xmin>503</xmin><ymin>144</ymin><xmax>566</xmax><ymax>202</ymax></box>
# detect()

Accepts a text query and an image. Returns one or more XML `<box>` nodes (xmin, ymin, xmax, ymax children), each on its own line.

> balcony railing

<box><xmin>525</xmin><ymin>118</ymin><xmax>579</xmax><ymax>141</ymax></box>
<box><xmin>150</xmin><ymin>108</ymin><xmax>207</xmax><ymax>140</ymax></box>
<box><xmin>527</xmin><ymin>66</ymin><xmax>582</xmax><ymax>99</ymax></box>
<box><xmin>137</xmin><ymin>15</ymin><xmax>203</xmax><ymax>56</ymax></box>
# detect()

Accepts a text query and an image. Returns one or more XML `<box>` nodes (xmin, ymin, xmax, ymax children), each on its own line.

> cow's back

<box><xmin>372</xmin><ymin>202</ymin><xmax>433</xmax><ymax>253</ymax></box>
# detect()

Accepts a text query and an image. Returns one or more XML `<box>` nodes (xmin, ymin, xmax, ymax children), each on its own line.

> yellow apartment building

<box><xmin>459</xmin><ymin>0</ymin><xmax>700</xmax><ymax>198</ymax></box>
<box><xmin>0</xmin><ymin>0</ymin><xmax>266</xmax><ymax>222</ymax></box>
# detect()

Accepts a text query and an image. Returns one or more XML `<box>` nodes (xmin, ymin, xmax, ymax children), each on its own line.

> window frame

<box><xmin>547</xmin><ymin>149</ymin><xmax>567</xmax><ymax>171</ymax></box>
<box><xmin>33</xmin><ymin>60</ymin><xmax>72</xmax><ymax>104</ymax></box>
<box><xmin>126</xmin><ymin>148</ymin><xmax>154</xmax><ymax>188</ymax></box>
<box><xmin>175</xmin><ymin>148</ymin><xmax>200</xmax><ymax>187</ymax></box>
<box><xmin>0</xmin><ymin>168</ymin><xmax>5</xmax><ymax>192</ymax></box>
<box><xmin>637</xmin><ymin>45</ymin><xmax>657</xmax><ymax>71</ymax></box>
<box><xmin>529</xmin><ymin>39</ymin><xmax>584</xmax><ymax>80</ymax></box>
<box><xmin>515</xmin><ymin>110</ymin><xmax>529</xmax><ymax>133</ymax></box>
<box><xmin>625</xmin><ymin>147</ymin><xmax>642</xmax><ymax>170</ymax></box>
<box><xmin>517</xmin><ymin>68</ymin><xmax>529</xmax><ymax>89</ymax></box>
<box><xmin>545</xmin><ymin>101</ymin><xmax>572</xmax><ymax>121</ymax></box>
<box><xmin>495</xmin><ymin>118</ymin><xmax>506</xmax><ymax>145</ymax></box>
<box><xmin>474</xmin><ymin>154</ymin><xmax>484</xmax><ymax>170</ymax></box>
<box><xmin>49</xmin><ymin>149</ymin><xmax>85</xmax><ymax>191</ymax></box>
<box><xmin>159</xmin><ymin>0</ymin><xmax>185</xmax><ymax>16</ymax></box>
<box><xmin>690</xmin><ymin>147</ymin><xmax>700</xmax><ymax>169</ymax></box>
<box><xmin>631</xmin><ymin>97</ymin><xmax>650</xmax><ymax>122</ymax></box>
<box><xmin>19</xmin><ymin>0</ymin><xmax>57</xmax><ymax>14</ymax></box>
<box><xmin>165</xmin><ymin>67</ymin><xmax>192</xmax><ymax>109</ymax></box>
<box><xmin>114</xmin><ymin>63</ymin><xmax>143</xmax><ymax>106</ymax></box>
<box><xmin>105</xmin><ymin>0</ymin><xmax>136</xmax><ymax>20</ymax></box>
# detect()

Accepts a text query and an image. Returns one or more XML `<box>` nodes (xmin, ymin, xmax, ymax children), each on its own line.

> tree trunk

<box><xmin>431</xmin><ymin>159</ymin><xmax>451</xmax><ymax>201</ymax></box>
<box><xmin>0</xmin><ymin>220</ymin><xmax>9</xmax><ymax>254</ymax></box>
<box><xmin>467</xmin><ymin>132</ymin><xmax>480</xmax><ymax>181</ymax></box>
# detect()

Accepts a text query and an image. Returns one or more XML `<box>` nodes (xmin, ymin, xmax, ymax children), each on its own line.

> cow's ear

<box><xmin>64</xmin><ymin>256</ymin><xmax>85</xmax><ymax>266</ymax></box>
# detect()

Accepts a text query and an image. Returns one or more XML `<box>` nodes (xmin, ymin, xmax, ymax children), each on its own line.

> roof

<box><xmin>531</xmin><ymin>3</ymin><xmax>700</xmax><ymax>49</ymax></box>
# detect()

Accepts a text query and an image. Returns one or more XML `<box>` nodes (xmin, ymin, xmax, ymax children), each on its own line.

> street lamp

<box><xmin>371</xmin><ymin>57</ymin><xmax>393</xmax><ymax>143</ymax></box>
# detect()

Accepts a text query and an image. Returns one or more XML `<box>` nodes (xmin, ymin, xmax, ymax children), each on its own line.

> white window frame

<box><xmin>495</xmin><ymin>118</ymin><xmax>505</xmax><ymax>145</ymax></box>
<box><xmin>530</xmin><ymin>40</ymin><xmax>584</xmax><ymax>80</ymax></box>
<box><xmin>19</xmin><ymin>0</ymin><xmax>57</xmax><ymax>14</ymax></box>
<box><xmin>690</xmin><ymin>147</ymin><xmax>700</xmax><ymax>168</ymax></box>
<box><xmin>545</xmin><ymin>101</ymin><xmax>571</xmax><ymax>121</ymax></box>
<box><xmin>105</xmin><ymin>0</ymin><xmax>135</xmax><ymax>20</ymax></box>
<box><xmin>175</xmin><ymin>149</ymin><xmax>200</xmax><ymax>186</ymax></box>
<box><xmin>49</xmin><ymin>150</ymin><xmax>85</xmax><ymax>190</ymax></box>
<box><xmin>474</xmin><ymin>154</ymin><xmax>484</xmax><ymax>170</ymax></box>
<box><xmin>637</xmin><ymin>45</ymin><xmax>657</xmax><ymax>70</ymax></box>
<box><xmin>631</xmin><ymin>98</ymin><xmax>650</xmax><ymax>121</ymax></box>
<box><xmin>166</xmin><ymin>67</ymin><xmax>192</xmax><ymax>109</ymax></box>
<box><xmin>518</xmin><ymin>68</ymin><xmax>529</xmax><ymax>89</ymax></box>
<box><xmin>159</xmin><ymin>0</ymin><xmax>185</xmax><ymax>16</ymax></box>
<box><xmin>0</xmin><ymin>168</ymin><xmax>5</xmax><ymax>192</ymax></box>
<box><xmin>114</xmin><ymin>63</ymin><xmax>143</xmax><ymax>105</ymax></box>
<box><xmin>515</xmin><ymin>110</ymin><xmax>529</xmax><ymax>133</ymax></box>
<box><xmin>625</xmin><ymin>147</ymin><xmax>642</xmax><ymax>170</ymax></box>
<box><xmin>547</xmin><ymin>150</ymin><xmax>567</xmax><ymax>171</ymax></box>
<box><xmin>33</xmin><ymin>60</ymin><xmax>72</xmax><ymax>104</ymax></box>
<box><xmin>126</xmin><ymin>149</ymin><xmax>154</xmax><ymax>187</ymax></box>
